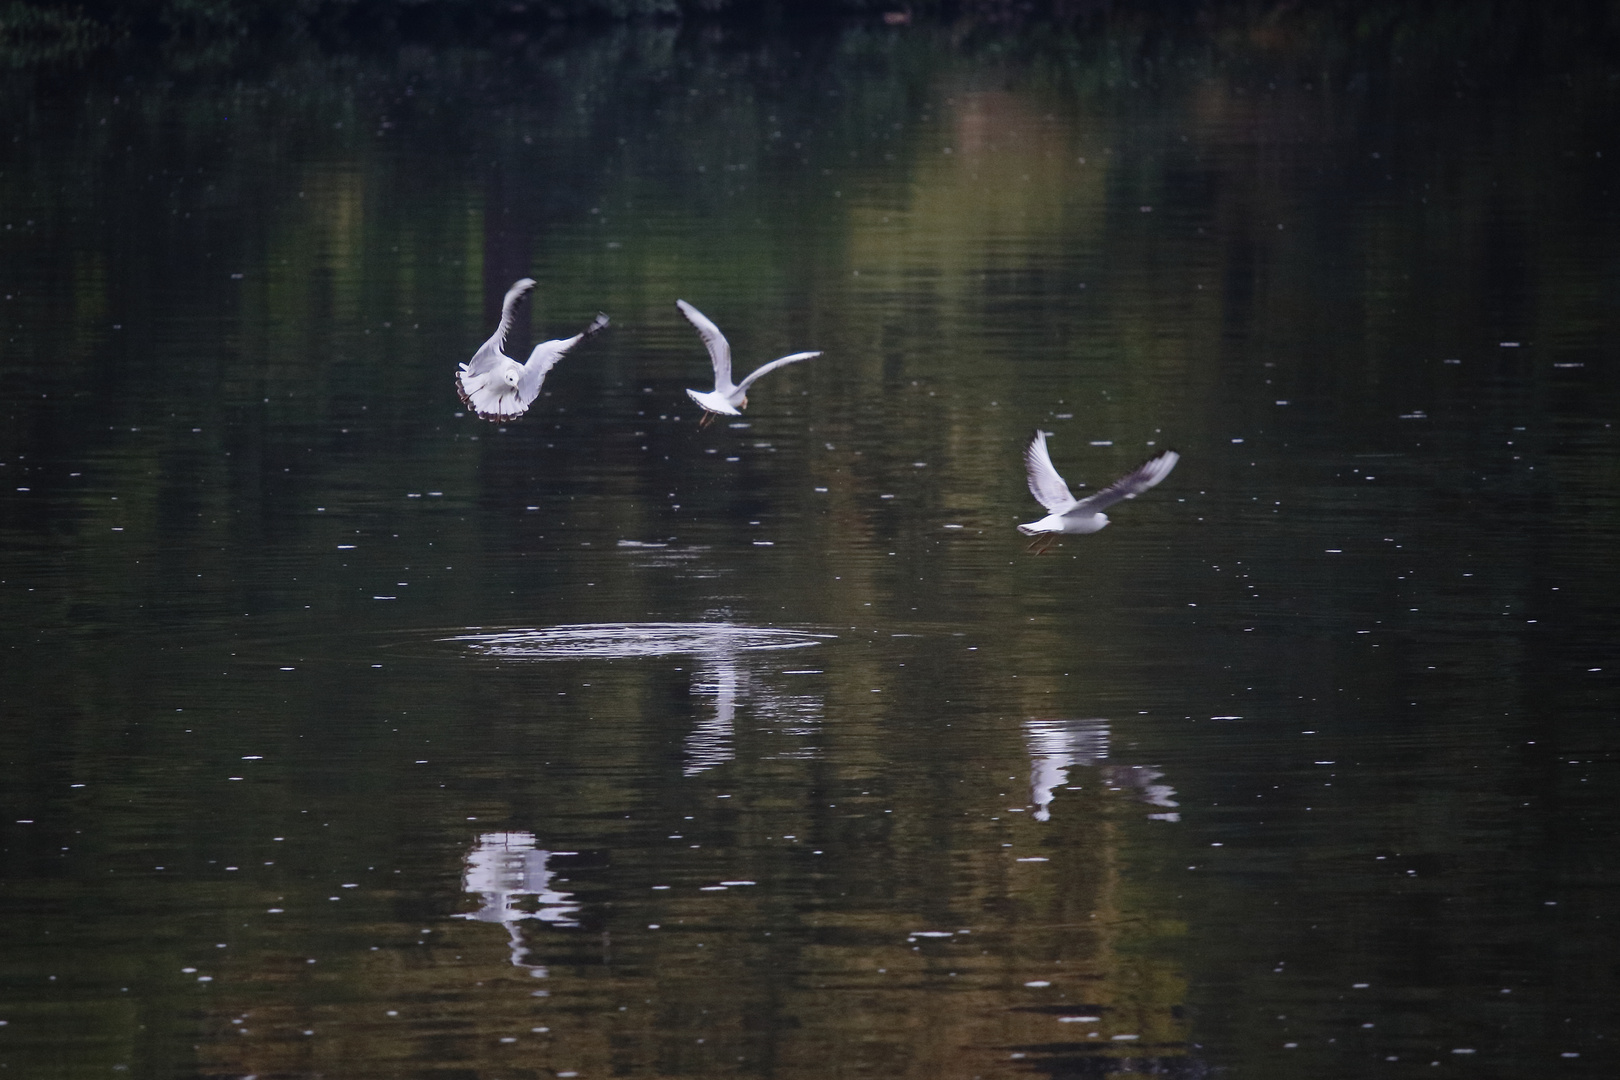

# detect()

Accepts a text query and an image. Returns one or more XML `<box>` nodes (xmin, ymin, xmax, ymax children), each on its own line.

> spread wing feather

<box><xmin>676</xmin><ymin>300</ymin><xmax>733</xmax><ymax>391</ymax></box>
<box><xmin>736</xmin><ymin>351</ymin><xmax>820</xmax><ymax>393</ymax></box>
<box><xmin>1070</xmin><ymin>450</ymin><xmax>1181</xmax><ymax>515</ymax></box>
<box><xmin>1024</xmin><ymin>430</ymin><xmax>1077</xmax><ymax>512</ymax></box>
<box><xmin>464</xmin><ymin>278</ymin><xmax>536</xmax><ymax>377</ymax></box>
<box><xmin>516</xmin><ymin>313</ymin><xmax>610</xmax><ymax>401</ymax></box>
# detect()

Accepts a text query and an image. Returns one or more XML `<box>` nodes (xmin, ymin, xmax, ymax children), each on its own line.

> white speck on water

<box><xmin>1112</xmin><ymin>1034</ymin><xmax>1139</xmax><ymax>1041</ymax></box>
<box><xmin>1059</xmin><ymin>1016</ymin><xmax>1101</xmax><ymax>1023</ymax></box>
<box><xmin>1016</xmin><ymin>857</ymin><xmax>1049</xmax><ymax>862</ymax></box>
<box><xmin>1024</xmin><ymin>980</ymin><xmax>1051</xmax><ymax>988</ymax></box>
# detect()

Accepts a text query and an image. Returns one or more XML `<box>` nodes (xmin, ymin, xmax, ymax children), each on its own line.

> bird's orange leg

<box><xmin>698</xmin><ymin>411</ymin><xmax>715</xmax><ymax>429</ymax></box>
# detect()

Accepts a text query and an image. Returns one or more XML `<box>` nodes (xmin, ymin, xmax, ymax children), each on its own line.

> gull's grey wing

<box><xmin>676</xmin><ymin>300</ymin><xmax>733</xmax><ymax>391</ymax></box>
<box><xmin>464</xmin><ymin>278</ymin><xmax>536</xmax><ymax>377</ymax></box>
<box><xmin>1024</xmin><ymin>430</ymin><xmax>1078</xmax><ymax>512</ymax></box>
<box><xmin>516</xmin><ymin>313</ymin><xmax>610</xmax><ymax>403</ymax></box>
<box><xmin>735</xmin><ymin>351</ymin><xmax>820</xmax><ymax>393</ymax></box>
<box><xmin>1070</xmin><ymin>449</ymin><xmax>1181</xmax><ymax>515</ymax></box>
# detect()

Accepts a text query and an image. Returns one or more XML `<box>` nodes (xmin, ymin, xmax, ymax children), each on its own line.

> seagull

<box><xmin>1018</xmin><ymin>430</ymin><xmax>1180</xmax><ymax>553</ymax></box>
<box><xmin>677</xmin><ymin>299</ymin><xmax>819</xmax><ymax>427</ymax></box>
<box><xmin>456</xmin><ymin>278</ymin><xmax>608</xmax><ymax>422</ymax></box>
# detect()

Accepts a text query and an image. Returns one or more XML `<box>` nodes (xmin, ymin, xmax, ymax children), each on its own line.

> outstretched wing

<box><xmin>1024</xmin><ymin>430</ymin><xmax>1077</xmax><ymax>512</ymax></box>
<box><xmin>516</xmin><ymin>313</ymin><xmax>610</xmax><ymax>404</ymax></box>
<box><xmin>1070</xmin><ymin>450</ymin><xmax>1181</xmax><ymax>515</ymax></box>
<box><xmin>676</xmin><ymin>300</ymin><xmax>733</xmax><ymax>392</ymax></box>
<box><xmin>736</xmin><ymin>351</ymin><xmax>820</xmax><ymax>394</ymax></box>
<box><xmin>464</xmin><ymin>278</ymin><xmax>536</xmax><ymax>377</ymax></box>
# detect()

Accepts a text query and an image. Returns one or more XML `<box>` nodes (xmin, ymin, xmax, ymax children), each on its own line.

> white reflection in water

<box><xmin>450</xmin><ymin>622</ymin><xmax>828</xmax><ymax>776</ymax></box>
<box><xmin>1024</xmin><ymin>718</ymin><xmax>1109</xmax><ymax>822</ymax></box>
<box><xmin>1103</xmin><ymin>764</ymin><xmax>1181</xmax><ymax>822</ymax></box>
<box><xmin>685</xmin><ymin>654</ymin><xmax>740</xmax><ymax>775</ymax></box>
<box><xmin>454</xmin><ymin>832</ymin><xmax>580</xmax><ymax>974</ymax></box>
<box><xmin>450</xmin><ymin>621</ymin><xmax>828</xmax><ymax>659</ymax></box>
<box><xmin>685</xmin><ymin>634</ymin><xmax>824</xmax><ymax>775</ymax></box>
<box><xmin>1023</xmin><ymin>718</ymin><xmax>1179</xmax><ymax>822</ymax></box>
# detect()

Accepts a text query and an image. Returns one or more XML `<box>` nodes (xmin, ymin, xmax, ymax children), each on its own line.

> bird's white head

<box><xmin>501</xmin><ymin>368</ymin><xmax>522</xmax><ymax>390</ymax></box>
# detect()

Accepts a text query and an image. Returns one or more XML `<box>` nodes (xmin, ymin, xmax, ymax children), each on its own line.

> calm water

<box><xmin>2</xmin><ymin>15</ymin><xmax>1618</xmax><ymax>1080</ymax></box>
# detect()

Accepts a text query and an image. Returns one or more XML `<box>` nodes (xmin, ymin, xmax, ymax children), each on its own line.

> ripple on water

<box><xmin>447</xmin><ymin>622</ymin><xmax>832</xmax><ymax>660</ymax></box>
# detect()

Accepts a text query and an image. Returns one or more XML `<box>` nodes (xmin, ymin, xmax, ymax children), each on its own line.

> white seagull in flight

<box><xmin>1018</xmin><ymin>430</ymin><xmax>1180</xmax><ymax>553</ymax></box>
<box><xmin>678</xmin><ymin>299</ymin><xmax>820</xmax><ymax>427</ymax></box>
<box><xmin>456</xmin><ymin>278</ymin><xmax>608</xmax><ymax>422</ymax></box>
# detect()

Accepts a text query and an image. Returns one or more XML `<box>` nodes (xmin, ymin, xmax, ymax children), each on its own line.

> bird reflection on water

<box><xmin>1024</xmin><ymin>718</ymin><xmax>1179</xmax><ymax>822</ymax></box>
<box><xmin>454</xmin><ymin>832</ymin><xmax>581</xmax><ymax>974</ymax></box>
<box><xmin>450</xmin><ymin>622</ymin><xmax>830</xmax><ymax>775</ymax></box>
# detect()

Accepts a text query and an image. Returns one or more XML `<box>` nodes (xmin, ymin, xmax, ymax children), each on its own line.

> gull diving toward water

<box><xmin>677</xmin><ymin>299</ymin><xmax>820</xmax><ymax>427</ymax></box>
<box><xmin>1018</xmin><ymin>429</ymin><xmax>1180</xmax><ymax>553</ymax></box>
<box><xmin>456</xmin><ymin>278</ymin><xmax>608</xmax><ymax>422</ymax></box>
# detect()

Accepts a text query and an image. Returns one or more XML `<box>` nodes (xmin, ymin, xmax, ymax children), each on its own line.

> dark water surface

<box><xmin>3</xmin><ymin>15</ymin><xmax>1618</xmax><ymax>1080</ymax></box>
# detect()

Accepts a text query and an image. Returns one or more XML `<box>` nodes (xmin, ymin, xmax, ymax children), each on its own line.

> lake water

<box><xmin>2</xmin><ymin>13</ymin><xmax>1617</xmax><ymax>1079</ymax></box>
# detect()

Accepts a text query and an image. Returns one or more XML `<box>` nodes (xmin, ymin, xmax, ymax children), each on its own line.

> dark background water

<box><xmin>2</xmin><ymin>5</ymin><xmax>1618</xmax><ymax>1078</ymax></box>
